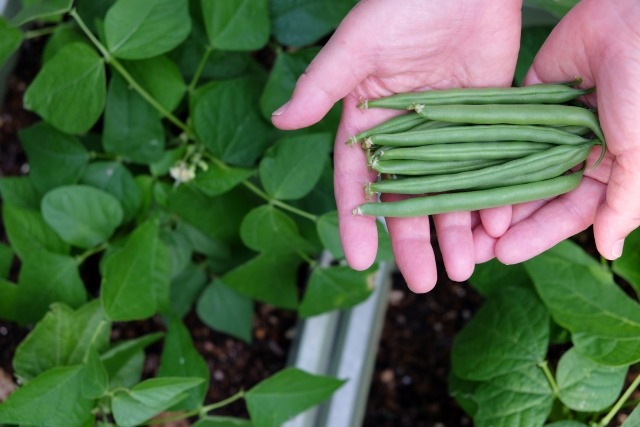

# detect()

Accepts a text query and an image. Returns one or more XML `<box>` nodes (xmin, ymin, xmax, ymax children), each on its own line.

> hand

<box><xmin>272</xmin><ymin>0</ymin><xmax>523</xmax><ymax>292</ymax></box>
<box><xmin>475</xmin><ymin>0</ymin><xmax>640</xmax><ymax>264</ymax></box>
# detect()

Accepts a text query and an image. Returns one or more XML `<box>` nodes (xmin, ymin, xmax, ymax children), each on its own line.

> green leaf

<box><xmin>223</xmin><ymin>253</ymin><xmax>300</xmax><ymax>309</ymax></box>
<box><xmin>246</xmin><ymin>368</ymin><xmax>345</xmax><ymax>427</ymax></box>
<box><xmin>191</xmin><ymin>78</ymin><xmax>273</xmax><ymax>167</ymax></box>
<box><xmin>0</xmin><ymin>243</ymin><xmax>14</xmax><ymax>279</ymax></box>
<box><xmin>201</xmin><ymin>0</ymin><xmax>269</xmax><ymax>51</ymax></box>
<box><xmin>473</xmin><ymin>365</ymin><xmax>553</xmax><ymax>427</ymax></box>
<box><xmin>41</xmin><ymin>185</ymin><xmax>123</xmax><ymax>249</ymax></box>
<box><xmin>613</xmin><ymin>226</ymin><xmax>640</xmax><ymax>297</ymax></box>
<box><xmin>270</xmin><ymin>0</ymin><xmax>357</xmax><ymax>47</ymax></box>
<box><xmin>469</xmin><ymin>258</ymin><xmax>534</xmax><ymax>297</ymax></box>
<box><xmin>515</xmin><ymin>26</ymin><xmax>554</xmax><ymax>86</ymax></box>
<box><xmin>102</xmin><ymin>73</ymin><xmax>165</xmax><ymax>164</ymax></box>
<box><xmin>101</xmin><ymin>333</ymin><xmax>164</xmax><ymax>389</ymax></box>
<box><xmin>123</xmin><ymin>55</ymin><xmax>186</xmax><ymax>113</ymax></box>
<box><xmin>24</xmin><ymin>43</ymin><xmax>106</xmax><ymax>135</ymax></box>
<box><xmin>0</xmin><ymin>279</ymin><xmax>19</xmax><ymax>323</ymax></box>
<box><xmin>20</xmin><ymin>122</ymin><xmax>90</xmax><ymax>193</ymax></box>
<box><xmin>104</xmin><ymin>0</ymin><xmax>191</xmax><ymax>60</ymax></box>
<box><xmin>101</xmin><ymin>220</ymin><xmax>165</xmax><ymax>321</ymax></box>
<box><xmin>82</xmin><ymin>347</ymin><xmax>109</xmax><ymax>399</ymax></box>
<box><xmin>170</xmin><ymin>262</ymin><xmax>208</xmax><ymax>318</ymax></box>
<box><xmin>76</xmin><ymin>0</ymin><xmax>116</xmax><ymax>33</ymax></box>
<box><xmin>240</xmin><ymin>205</ymin><xmax>311</xmax><ymax>254</ymax></box>
<box><xmin>259</xmin><ymin>133</ymin><xmax>332</xmax><ymax>200</ymax></box>
<box><xmin>0</xmin><ymin>17</ymin><xmax>23</xmax><ymax>69</ymax></box>
<box><xmin>556</xmin><ymin>348</ymin><xmax>627</xmax><ymax>412</ymax></box>
<box><xmin>299</xmin><ymin>266</ymin><xmax>374</xmax><ymax>318</ymax></box>
<box><xmin>42</xmin><ymin>26</ymin><xmax>89</xmax><ymax>63</ymax></box>
<box><xmin>525</xmin><ymin>240</ymin><xmax>640</xmax><ymax>366</ymax></box>
<box><xmin>451</xmin><ymin>286</ymin><xmax>549</xmax><ymax>381</ymax></box>
<box><xmin>16</xmin><ymin>251</ymin><xmax>88</xmax><ymax>323</ymax></box>
<box><xmin>158</xmin><ymin>317</ymin><xmax>209</xmax><ymax>410</ymax></box>
<box><xmin>172</xmin><ymin>37</ymin><xmax>254</xmax><ymax>81</ymax></box>
<box><xmin>0</xmin><ymin>176</ymin><xmax>40</xmax><ymax>210</ymax></box>
<box><xmin>2</xmin><ymin>203</ymin><xmax>69</xmax><ymax>259</ymax></box>
<box><xmin>316</xmin><ymin>211</ymin><xmax>344</xmax><ymax>259</ymax></box>
<box><xmin>111</xmin><ymin>377</ymin><xmax>204</xmax><ymax>427</ymax></box>
<box><xmin>81</xmin><ymin>161</ymin><xmax>142</xmax><ymax>223</ymax></box>
<box><xmin>0</xmin><ymin>365</ymin><xmax>94</xmax><ymax>427</ymax></box>
<box><xmin>194</xmin><ymin>418</ymin><xmax>253</xmax><ymax>427</ymax></box>
<box><xmin>13</xmin><ymin>301</ymin><xmax>109</xmax><ymax>381</ymax></box>
<box><xmin>622</xmin><ymin>404</ymin><xmax>640</xmax><ymax>427</ymax></box>
<box><xmin>196</xmin><ymin>280</ymin><xmax>254</xmax><ymax>343</ymax></box>
<box><xmin>161</xmin><ymin>228</ymin><xmax>193</xmax><ymax>280</ymax></box>
<box><xmin>193</xmin><ymin>163</ymin><xmax>254</xmax><ymax>197</ymax></box>
<box><xmin>545</xmin><ymin>422</ymin><xmax>589</xmax><ymax>427</ymax></box>
<box><xmin>9</xmin><ymin>0</ymin><xmax>73</xmax><ymax>26</ymax></box>
<box><xmin>523</xmin><ymin>0</ymin><xmax>579</xmax><ymax>18</ymax></box>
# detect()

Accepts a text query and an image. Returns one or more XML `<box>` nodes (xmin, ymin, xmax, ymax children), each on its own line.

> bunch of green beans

<box><xmin>349</xmin><ymin>82</ymin><xmax>605</xmax><ymax>217</ymax></box>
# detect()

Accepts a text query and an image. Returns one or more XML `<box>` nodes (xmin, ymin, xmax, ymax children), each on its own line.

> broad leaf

<box><xmin>101</xmin><ymin>220</ymin><xmax>168</xmax><ymax>321</ymax></box>
<box><xmin>194</xmin><ymin>418</ymin><xmax>253</xmax><ymax>427</ymax></box>
<box><xmin>76</xmin><ymin>0</ymin><xmax>116</xmax><ymax>33</ymax></box>
<box><xmin>42</xmin><ymin>26</ymin><xmax>89</xmax><ymax>63</ymax></box>
<box><xmin>20</xmin><ymin>122</ymin><xmax>90</xmax><ymax>193</ymax></box>
<box><xmin>259</xmin><ymin>133</ymin><xmax>332</xmax><ymax>200</ymax></box>
<box><xmin>123</xmin><ymin>55</ymin><xmax>186</xmax><ymax>113</ymax></box>
<box><xmin>525</xmin><ymin>240</ymin><xmax>640</xmax><ymax>365</ymax></box>
<box><xmin>246</xmin><ymin>368</ymin><xmax>345</xmax><ymax>427</ymax></box>
<box><xmin>556</xmin><ymin>348</ymin><xmax>627</xmax><ymax>412</ymax></box>
<box><xmin>0</xmin><ymin>243</ymin><xmax>13</xmax><ymax>279</ymax></box>
<box><xmin>102</xmin><ymin>73</ymin><xmax>165</xmax><ymax>164</ymax></box>
<box><xmin>270</xmin><ymin>0</ymin><xmax>358</xmax><ymax>47</ymax></box>
<box><xmin>0</xmin><ymin>279</ymin><xmax>19</xmax><ymax>323</ymax></box>
<box><xmin>9</xmin><ymin>0</ymin><xmax>72</xmax><ymax>26</ymax></box>
<box><xmin>24</xmin><ymin>43</ymin><xmax>105</xmax><ymax>134</ymax></box>
<box><xmin>451</xmin><ymin>286</ymin><xmax>549</xmax><ymax>381</ymax></box>
<box><xmin>0</xmin><ymin>17</ymin><xmax>23</xmax><ymax>68</ymax></box>
<box><xmin>2</xmin><ymin>204</ymin><xmax>69</xmax><ymax>259</ymax></box>
<box><xmin>0</xmin><ymin>365</ymin><xmax>93</xmax><ymax>427</ymax></box>
<box><xmin>612</xmin><ymin>226</ymin><xmax>640</xmax><ymax>297</ymax></box>
<box><xmin>13</xmin><ymin>301</ymin><xmax>109</xmax><ymax>381</ymax></box>
<box><xmin>170</xmin><ymin>262</ymin><xmax>208</xmax><ymax>318</ymax></box>
<box><xmin>102</xmin><ymin>333</ymin><xmax>164</xmax><ymax>389</ymax></box>
<box><xmin>240</xmin><ymin>205</ymin><xmax>311</xmax><ymax>254</ymax></box>
<box><xmin>469</xmin><ymin>258</ymin><xmax>533</xmax><ymax>297</ymax></box>
<box><xmin>191</xmin><ymin>78</ymin><xmax>273</xmax><ymax>167</ymax></box>
<box><xmin>82</xmin><ymin>347</ymin><xmax>109</xmax><ymax>399</ymax></box>
<box><xmin>196</xmin><ymin>280</ymin><xmax>254</xmax><ymax>343</ymax></box>
<box><xmin>299</xmin><ymin>266</ymin><xmax>374</xmax><ymax>318</ymax></box>
<box><xmin>41</xmin><ymin>185</ymin><xmax>123</xmax><ymax>249</ymax></box>
<box><xmin>104</xmin><ymin>0</ymin><xmax>191</xmax><ymax>60</ymax></box>
<box><xmin>622</xmin><ymin>404</ymin><xmax>640</xmax><ymax>427</ymax></box>
<box><xmin>0</xmin><ymin>176</ymin><xmax>40</xmax><ymax>210</ymax></box>
<box><xmin>193</xmin><ymin>162</ymin><xmax>254</xmax><ymax>197</ymax></box>
<box><xmin>111</xmin><ymin>377</ymin><xmax>204</xmax><ymax>427</ymax></box>
<box><xmin>515</xmin><ymin>26</ymin><xmax>554</xmax><ymax>86</ymax></box>
<box><xmin>201</xmin><ymin>0</ymin><xmax>269</xmax><ymax>51</ymax></box>
<box><xmin>316</xmin><ymin>211</ymin><xmax>344</xmax><ymax>259</ymax></box>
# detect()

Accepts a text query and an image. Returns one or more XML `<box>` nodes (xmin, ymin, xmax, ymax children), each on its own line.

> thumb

<box><xmin>271</xmin><ymin>8</ymin><xmax>373</xmax><ymax>130</ymax></box>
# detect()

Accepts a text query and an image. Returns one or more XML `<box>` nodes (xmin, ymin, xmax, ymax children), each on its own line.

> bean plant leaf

<box><xmin>0</xmin><ymin>176</ymin><xmax>40</xmax><ymax>210</ymax></box>
<box><xmin>16</xmin><ymin>250</ymin><xmax>88</xmax><ymax>323</ymax></box>
<box><xmin>299</xmin><ymin>266</ymin><xmax>374</xmax><ymax>318</ymax></box>
<box><xmin>9</xmin><ymin>0</ymin><xmax>73</xmax><ymax>26</ymax></box>
<box><xmin>111</xmin><ymin>377</ymin><xmax>204</xmax><ymax>427</ymax></box>
<box><xmin>24</xmin><ymin>43</ymin><xmax>106</xmax><ymax>135</ymax></box>
<box><xmin>270</xmin><ymin>0</ymin><xmax>358</xmax><ymax>47</ymax></box>
<box><xmin>81</xmin><ymin>161</ymin><xmax>142</xmax><ymax>223</ymax></box>
<box><xmin>102</xmin><ymin>73</ymin><xmax>165</xmax><ymax>164</ymax></box>
<box><xmin>192</xmin><ymin>78</ymin><xmax>273</xmax><ymax>166</ymax></box>
<box><xmin>20</xmin><ymin>122</ymin><xmax>90</xmax><ymax>193</ymax></box>
<box><xmin>473</xmin><ymin>365</ymin><xmax>553</xmax><ymax>427</ymax></box>
<box><xmin>194</xmin><ymin>418</ymin><xmax>253</xmax><ymax>427</ymax></box>
<box><xmin>0</xmin><ymin>243</ymin><xmax>13</xmax><ymax>279</ymax></box>
<box><xmin>0</xmin><ymin>17</ymin><xmax>23</xmax><ymax>68</ymax></box>
<box><xmin>170</xmin><ymin>263</ymin><xmax>208</xmax><ymax>318</ymax></box>
<box><xmin>223</xmin><ymin>253</ymin><xmax>300</xmax><ymax>309</ymax></box>
<box><xmin>123</xmin><ymin>55</ymin><xmax>186</xmax><ymax>113</ymax></box>
<box><xmin>514</xmin><ymin>26</ymin><xmax>554</xmax><ymax>86</ymax></box>
<box><xmin>101</xmin><ymin>333</ymin><xmax>164</xmax><ymax>389</ymax></box>
<box><xmin>556</xmin><ymin>347</ymin><xmax>627</xmax><ymax>412</ymax></box>
<box><xmin>0</xmin><ymin>365</ymin><xmax>94</xmax><ymax>427</ymax></box>
<box><xmin>622</xmin><ymin>404</ymin><xmax>640</xmax><ymax>427</ymax></box>
<box><xmin>196</xmin><ymin>280</ymin><xmax>254</xmax><ymax>343</ymax></box>
<box><xmin>82</xmin><ymin>347</ymin><xmax>109</xmax><ymax>399</ymax></box>
<box><xmin>41</xmin><ymin>185</ymin><xmax>123</xmax><ymax>249</ymax></box>
<box><xmin>193</xmin><ymin>162</ymin><xmax>254</xmax><ymax>197</ymax></box>
<box><xmin>545</xmin><ymin>422</ymin><xmax>589</xmax><ymax>427</ymax></box>
<box><xmin>201</xmin><ymin>0</ymin><xmax>270</xmax><ymax>51</ymax></box>
<box><xmin>451</xmin><ymin>286</ymin><xmax>549</xmax><ymax>381</ymax></box>
<box><xmin>158</xmin><ymin>317</ymin><xmax>210</xmax><ymax>411</ymax></box>
<box><xmin>104</xmin><ymin>0</ymin><xmax>191</xmax><ymax>60</ymax></box>
<box><xmin>42</xmin><ymin>26</ymin><xmax>89</xmax><ymax>63</ymax></box>
<box><xmin>259</xmin><ymin>133</ymin><xmax>332</xmax><ymax>200</ymax></box>
<box><xmin>523</xmin><ymin>0</ymin><xmax>579</xmax><ymax>18</ymax></box>
<box><xmin>0</xmin><ymin>279</ymin><xmax>19</xmax><ymax>323</ymax></box>
<box><xmin>612</xmin><ymin>226</ymin><xmax>640</xmax><ymax>297</ymax></box>
<box><xmin>2</xmin><ymin>204</ymin><xmax>69</xmax><ymax>259</ymax></box>
<box><xmin>12</xmin><ymin>301</ymin><xmax>109</xmax><ymax>382</ymax></box>
<box><xmin>316</xmin><ymin>211</ymin><xmax>344</xmax><ymax>259</ymax></box>
<box><xmin>240</xmin><ymin>205</ymin><xmax>312</xmax><ymax>254</ymax></box>
<box><xmin>525</xmin><ymin>240</ymin><xmax>640</xmax><ymax>366</ymax></box>
<box><xmin>245</xmin><ymin>367</ymin><xmax>346</xmax><ymax>427</ymax></box>
<box><xmin>76</xmin><ymin>0</ymin><xmax>115</xmax><ymax>33</ymax></box>
<box><xmin>469</xmin><ymin>258</ymin><xmax>534</xmax><ymax>297</ymax></box>
<box><xmin>101</xmin><ymin>220</ymin><xmax>165</xmax><ymax>321</ymax></box>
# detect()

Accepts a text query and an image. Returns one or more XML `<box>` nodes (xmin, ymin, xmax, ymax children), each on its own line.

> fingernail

<box><xmin>272</xmin><ymin>101</ymin><xmax>290</xmax><ymax>116</ymax></box>
<box><xmin>612</xmin><ymin>239</ymin><xmax>625</xmax><ymax>258</ymax></box>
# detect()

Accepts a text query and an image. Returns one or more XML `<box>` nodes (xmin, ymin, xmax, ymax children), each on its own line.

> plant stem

<box><xmin>69</xmin><ymin>9</ymin><xmax>111</xmax><ymax>60</ymax></box>
<box><xmin>201</xmin><ymin>390</ymin><xmax>246</xmax><ymax>414</ymax></box>
<box><xmin>539</xmin><ymin>360</ymin><xmax>559</xmax><ymax>396</ymax></box>
<box><xmin>599</xmin><ymin>371</ymin><xmax>640</xmax><ymax>426</ymax></box>
<box><xmin>188</xmin><ymin>46</ymin><xmax>213</xmax><ymax>92</ymax></box>
<box><xmin>25</xmin><ymin>24</ymin><xmax>62</xmax><ymax>39</ymax></box>
<box><xmin>76</xmin><ymin>242</ymin><xmax>108</xmax><ymax>265</ymax></box>
<box><xmin>243</xmin><ymin>180</ymin><xmax>318</xmax><ymax>222</ymax></box>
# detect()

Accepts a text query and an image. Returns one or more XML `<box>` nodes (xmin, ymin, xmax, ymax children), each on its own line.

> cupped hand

<box><xmin>476</xmin><ymin>0</ymin><xmax>640</xmax><ymax>265</ymax></box>
<box><xmin>272</xmin><ymin>0</ymin><xmax>523</xmax><ymax>292</ymax></box>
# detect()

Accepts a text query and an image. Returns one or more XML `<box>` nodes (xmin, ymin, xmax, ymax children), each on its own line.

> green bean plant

<box><xmin>0</xmin><ymin>0</ymin><xmax>393</xmax><ymax>426</ymax></box>
<box><xmin>449</xmin><ymin>232</ymin><xmax>640</xmax><ymax>427</ymax></box>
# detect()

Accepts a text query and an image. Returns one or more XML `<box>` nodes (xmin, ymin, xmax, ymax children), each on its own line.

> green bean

<box><xmin>372</xmin><ymin>159</ymin><xmax>506</xmax><ymax>176</ymax></box>
<box><xmin>367</xmin><ymin>124</ymin><xmax>590</xmax><ymax>148</ymax></box>
<box><xmin>361</xmin><ymin>83</ymin><xmax>592</xmax><ymax>110</ymax></box>
<box><xmin>406</xmin><ymin>120</ymin><xmax>462</xmax><ymax>132</ymax></box>
<box><xmin>374</xmin><ymin>142</ymin><xmax>554</xmax><ymax>162</ymax></box>
<box><xmin>552</xmin><ymin>125</ymin><xmax>592</xmax><ymax>136</ymax></box>
<box><xmin>354</xmin><ymin>170</ymin><xmax>584</xmax><ymax>217</ymax></box>
<box><xmin>347</xmin><ymin>113</ymin><xmax>426</xmax><ymax>145</ymax></box>
<box><xmin>367</xmin><ymin>143</ymin><xmax>592</xmax><ymax>195</ymax></box>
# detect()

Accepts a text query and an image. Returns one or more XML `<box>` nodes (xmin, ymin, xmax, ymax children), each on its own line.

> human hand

<box><xmin>271</xmin><ymin>0</ymin><xmax>523</xmax><ymax>292</ymax></box>
<box><xmin>475</xmin><ymin>0</ymin><xmax>640</xmax><ymax>265</ymax></box>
